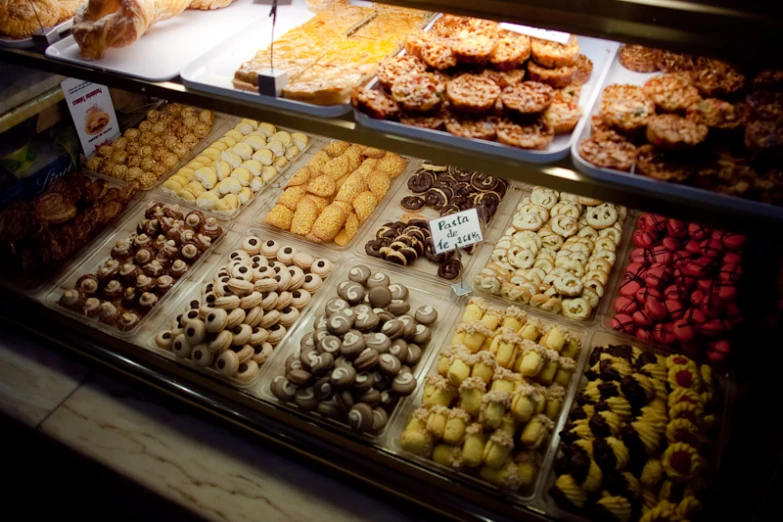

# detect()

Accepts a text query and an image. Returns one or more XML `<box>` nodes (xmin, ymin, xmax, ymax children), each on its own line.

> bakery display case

<box><xmin>1</xmin><ymin>1</ymin><xmax>781</xmax><ymax>521</ymax></box>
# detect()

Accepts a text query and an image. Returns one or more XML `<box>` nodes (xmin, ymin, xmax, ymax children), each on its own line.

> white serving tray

<box><xmin>180</xmin><ymin>0</ymin><xmax>353</xmax><ymax>117</ymax></box>
<box><xmin>571</xmin><ymin>53</ymin><xmax>783</xmax><ymax>221</ymax></box>
<box><xmin>45</xmin><ymin>0</ymin><xmax>268</xmax><ymax>82</ymax></box>
<box><xmin>355</xmin><ymin>35</ymin><xmax>620</xmax><ymax>164</ymax></box>
<box><xmin>0</xmin><ymin>18</ymin><xmax>72</xmax><ymax>49</ymax></box>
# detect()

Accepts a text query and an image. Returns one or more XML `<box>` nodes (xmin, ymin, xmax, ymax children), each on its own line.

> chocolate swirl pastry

<box><xmin>424</xmin><ymin>242</ymin><xmax>449</xmax><ymax>263</ymax></box>
<box><xmin>401</xmin><ymin>196</ymin><xmax>425</xmax><ymax>211</ymax></box>
<box><xmin>407</xmin><ymin>170</ymin><xmax>436</xmax><ymax>193</ymax></box>
<box><xmin>440</xmin><ymin>203</ymin><xmax>461</xmax><ymax>216</ymax></box>
<box><xmin>437</xmin><ymin>258</ymin><xmax>462</xmax><ymax>280</ymax></box>
<box><xmin>448</xmin><ymin>166</ymin><xmax>474</xmax><ymax>182</ymax></box>
<box><xmin>424</xmin><ymin>188</ymin><xmax>449</xmax><ymax>210</ymax></box>
<box><xmin>365</xmin><ymin>239</ymin><xmax>388</xmax><ymax>258</ymax></box>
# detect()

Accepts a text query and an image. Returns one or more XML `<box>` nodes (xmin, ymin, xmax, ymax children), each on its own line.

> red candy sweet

<box><xmin>662</xmin><ymin>237</ymin><xmax>680</xmax><ymax>251</ymax></box>
<box><xmin>667</xmin><ymin>218</ymin><xmax>688</xmax><ymax>238</ymax></box>
<box><xmin>620</xmin><ymin>279</ymin><xmax>642</xmax><ymax>298</ymax></box>
<box><xmin>612</xmin><ymin>212</ymin><xmax>742</xmax><ymax>360</ymax></box>
<box><xmin>722</xmin><ymin>232</ymin><xmax>746</xmax><ymax>251</ymax></box>
<box><xmin>672</xmin><ymin>318</ymin><xmax>696</xmax><ymax>341</ymax></box>
<box><xmin>644</xmin><ymin>297</ymin><xmax>668</xmax><ymax>321</ymax></box>
<box><xmin>688</xmin><ymin>223</ymin><xmax>709</xmax><ymax>240</ymax></box>
<box><xmin>707</xmin><ymin>340</ymin><xmax>731</xmax><ymax>363</ymax></box>
<box><xmin>665</xmin><ymin>299</ymin><xmax>685</xmax><ymax>320</ymax></box>
<box><xmin>612</xmin><ymin>314</ymin><xmax>635</xmax><ymax>334</ymax></box>
<box><xmin>614</xmin><ymin>296</ymin><xmax>639</xmax><ymax>315</ymax></box>
<box><xmin>700</xmin><ymin>239</ymin><xmax>723</xmax><ymax>258</ymax></box>
<box><xmin>636</xmin><ymin>287</ymin><xmax>662</xmax><ymax>304</ymax></box>
<box><xmin>633</xmin><ymin>229</ymin><xmax>657</xmax><ymax>248</ymax></box>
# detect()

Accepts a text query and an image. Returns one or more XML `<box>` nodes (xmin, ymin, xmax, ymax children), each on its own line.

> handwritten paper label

<box><xmin>61</xmin><ymin>78</ymin><xmax>119</xmax><ymax>157</ymax></box>
<box><xmin>430</xmin><ymin>208</ymin><xmax>484</xmax><ymax>254</ymax></box>
<box><xmin>499</xmin><ymin>23</ymin><xmax>571</xmax><ymax>44</ymax></box>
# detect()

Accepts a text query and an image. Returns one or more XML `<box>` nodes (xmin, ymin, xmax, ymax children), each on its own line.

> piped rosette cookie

<box><xmin>399</xmin><ymin>298</ymin><xmax>583</xmax><ymax>493</ymax></box>
<box><xmin>550</xmin><ymin>344</ymin><xmax>719</xmax><ymax>522</ymax></box>
<box><xmin>473</xmin><ymin>186</ymin><xmax>627</xmax><ymax>321</ymax></box>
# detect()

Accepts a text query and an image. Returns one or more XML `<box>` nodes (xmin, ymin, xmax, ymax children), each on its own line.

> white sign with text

<box><xmin>498</xmin><ymin>23</ymin><xmax>571</xmax><ymax>44</ymax></box>
<box><xmin>429</xmin><ymin>208</ymin><xmax>484</xmax><ymax>254</ymax></box>
<box><xmin>61</xmin><ymin>78</ymin><xmax>119</xmax><ymax>157</ymax></box>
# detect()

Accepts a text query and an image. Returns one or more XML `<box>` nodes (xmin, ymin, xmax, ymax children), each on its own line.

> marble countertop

<box><xmin>0</xmin><ymin>324</ymin><xmax>415</xmax><ymax>522</ymax></box>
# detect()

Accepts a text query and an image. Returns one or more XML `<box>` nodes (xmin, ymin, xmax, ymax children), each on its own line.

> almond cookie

<box><xmin>656</xmin><ymin>51</ymin><xmax>696</xmax><ymax>73</ymax></box>
<box><xmin>335</xmin><ymin>172</ymin><xmax>367</xmax><ymax>203</ymax></box>
<box><xmin>277</xmin><ymin>186</ymin><xmax>307</xmax><ymax>211</ymax></box>
<box><xmin>377</xmin><ymin>55</ymin><xmax>427</xmax><ymax>89</ymax></box>
<box><xmin>643</xmin><ymin>73</ymin><xmax>701</xmax><ymax>113</ymax></box>
<box><xmin>618</xmin><ymin>45</ymin><xmax>660</xmax><ymax>73</ymax></box>
<box><xmin>353</xmin><ymin>191</ymin><xmax>379</xmax><ymax>223</ymax></box>
<box><xmin>527</xmin><ymin>61</ymin><xmax>577</xmax><ymax>89</ymax></box>
<box><xmin>266</xmin><ymin>204</ymin><xmax>294</xmax><ymax>231</ymax></box>
<box><xmin>376</xmin><ymin>153</ymin><xmax>407</xmax><ymax>178</ymax></box>
<box><xmin>391</xmin><ymin>73</ymin><xmax>445</xmax><ymax>113</ymax></box>
<box><xmin>290</xmin><ymin>197</ymin><xmax>319</xmax><ymax>236</ymax></box>
<box><xmin>366</xmin><ymin>171</ymin><xmax>392</xmax><ymax>198</ymax></box>
<box><xmin>311</xmin><ymin>204</ymin><xmax>347</xmax><ymax>242</ymax></box>
<box><xmin>600</xmin><ymin>88</ymin><xmax>655</xmax><ymax>132</ymax></box>
<box><xmin>531</xmin><ymin>35</ymin><xmax>580</xmax><ymax>68</ymax></box>
<box><xmin>578</xmin><ymin>131</ymin><xmax>636</xmax><ymax>171</ymax></box>
<box><xmin>323</xmin><ymin>154</ymin><xmax>352</xmax><ymax>180</ymax></box>
<box><xmin>480</xmin><ymin>68</ymin><xmax>526</xmax><ymax>89</ymax></box>
<box><xmin>573</xmin><ymin>54</ymin><xmax>593</xmax><ymax>84</ymax></box>
<box><xmin>646</xmin><ymin>114</ymin><xmax>708</xmax><ymax>149</ymax></box>
<box><xmin>541</xmin><ymin>98</ymin><xmax>583</xmax><ymax>134</ymax></box>
<box><xmin>686</xmin><ymin>99</ymin><xmax>748</xmax><ymax>130</ymax></box>
<box><xmin>501</xmin><ymin>81</ymin><xmax>555</xmax><ymax>114</ymax></box>
<box><xmin>490</xmin><ymin>30</ymin><xmax>531</xmax><ymax>71</ymax></box>
<box><xmin>496</xmin><ymin>119</ymin><xmax>554</xmax><ymax>150</ymax></box>
<box><xmin>445</xmin><ymin>115</ymin><xmax>498</xmax><ymax>141</ymax></box>
<box><xmin>690</xmin><ymin>57</ymin><xmax>745</xmax><ymax>97</ymax></box>
<box><xmin>451</xmin><ymin>32</ymin><xmax>499</xmax><ymax>64</ymax></box>
<box><xmin>351</xmin><ymin>87</ymin><xmax>400</xmax><ymax>120</ymax></box>
<box><xmin>635</xmin><ymin>145</ymin><xmax>692</xmax><ymax>182</ymax></box>
<box><xmin>420</xmin><ymin>37</ymin><xmax>458</xmax><ymax>70</ymax></box>
<box><xmin>447</xmin><ymin>73</ymin><xmax>501</xmax><ymax>113</ymax></box>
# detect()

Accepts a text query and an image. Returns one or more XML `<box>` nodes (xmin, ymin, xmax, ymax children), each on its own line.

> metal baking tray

<box><xmin>570</xmin><ymin>54</ymin><xmax>783</xmax><ymax>222</ymax></box>
<box><xmin>354</xmin><ymin>24</ymin><xmax>620</xmax><ymax>164</ymax></box>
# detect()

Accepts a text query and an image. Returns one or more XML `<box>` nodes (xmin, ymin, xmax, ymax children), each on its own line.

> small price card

<box><xmin>429</xmin><ymin>208</ymin><xmax>484</xmax><ymax>254</ymax></box>
<box><xmin>499</xmin><ymin>22</ymin><xmax>571</xmax><ymax>44</ymax></box>
<box><xmin>61</xmin><ymin>78</ymin><xmax>119</xmax><ymax>157</ymax></box>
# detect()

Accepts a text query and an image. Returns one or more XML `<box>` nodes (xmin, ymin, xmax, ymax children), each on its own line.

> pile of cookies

<box><xmin>0</xmin><ymin>171</ymin><xmax>139</xmax><ymax>288</ymax></box>
<box><xmin>161</xmin><ymin>119</ymin><xmax>309</xmax><ymax>214</ymax></box>
<box><xmin>352</xmin><ymin>14</ymin><xmax>592</xmax><ymax>150</ymax></box>
<box><xmin>474</xmin><ymin>187</ymin><xmax>625</xmax><ymax>321</ymax></box>
<box><xmin>265</xmin><ymin>141</ymin><xmax>407</xmax><ymax>246</ymax></box>
<box><xmin>84</xmin><ymin>104</ymin><xmax>215</xmax><ymax>189</ymax></box>
<box><xmin>271</xmin><ymin>264</ymin><xmax>437</xmax><ymax>433</ymax></box>
<box><xmin>611</xmin><ymin>213</ymin><xmax>744</xmax><ymax>363</ymax></box>
<box><xmin>551</xmin><ymin>345</ymin><xmax>717</xmax><ymax>522</ymax></box>
<box><xmin>364</xmin><ymin>163</ymin><xmax>510</xmax><ymax>280</ymax></box>
<box><xmin>400</xmin><ymin>298</ymin><xmax>581</xmax><ymax>492</ymax></box>
<box><xmin>58</xmin><ymin>202</ymin><xmax>224</xmax><ymax>332</ymax></box>
<box><xmin>581</xmin><ymin>46</ymin><xmax>783</xmax><ymax>205</ymax></box>
<box><xmin>154</xmin><ymin>236</ymin><xmax>332</xmax><ymax>383</ymax></box>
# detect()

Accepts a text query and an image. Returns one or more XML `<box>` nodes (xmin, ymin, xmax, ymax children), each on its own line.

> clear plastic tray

<box><xmin>354</xmin><ymin>15</ymin><xmax>620</xmax><ymax>164</ymax></box>
<box><xmin>465</xmin><ymin>188</ymin><xmax>634</xmax><ymax>327</ymax></box>
<box><xmin>83</xmin><ymin>107</ymin><xmax>233</xmax><ymax>192</ymax></box>
<box><xmin>570</xmin><ymin>54</ymin><xmax>783</xmax><ymax>222</ymax></box>
<box><xmin>153</xmin><ymin>119</ymin><xmax>318</xmax><ymax>219</ymax></box>
<box><xmin>43</xmin><ymin>196</ymin><xmax>232</xmax><ymax>338</ymax></box>
<box><xmin>144</xmin><ymin>227</ymin><xmax>345</xmax><ymax>388</ymax></box>
<box><xmin>537</xmin><ymin>329</ymin><xmax>736</xmax><ymax>522</ymax></box>
<box><xmin>253</xmin><ymin>146</ymin><xmax>420</xmax><ymax>252</ymax></box>
<box><xmin>382</xmin><ymin>293</ymin><xmax>590</xmax><ymax>503</ymax></box>
<box><xmin>351</xmin><ymin>171</ymin><xmax>526</xmax><ymax>286</ymax></box>
<box><xmin>0</xmin><ymin>171</ymin><xmax>143</xmax><ymax>298</ymax></box>
<box><xmin>253</xmin><ymin>256</ymin><xmax>460</xmax><ymax>442</ymax></box>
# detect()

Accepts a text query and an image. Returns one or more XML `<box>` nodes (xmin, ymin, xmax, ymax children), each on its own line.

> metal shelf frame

<box><xmin>2</xmin><ymin>47</ymin><xmax>780</xmax><ymax>230</ymax></box>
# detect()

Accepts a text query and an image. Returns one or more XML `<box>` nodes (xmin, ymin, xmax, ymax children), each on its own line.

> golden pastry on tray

<box><xmin>0</xmin><ymin>0</ymin><xmax>84</xmax><ymax>39</ymax></box>
<box><xmin>72</xmin><ymin>0</ymin><xmax>238</xmax><ymax>60</ymax></box>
